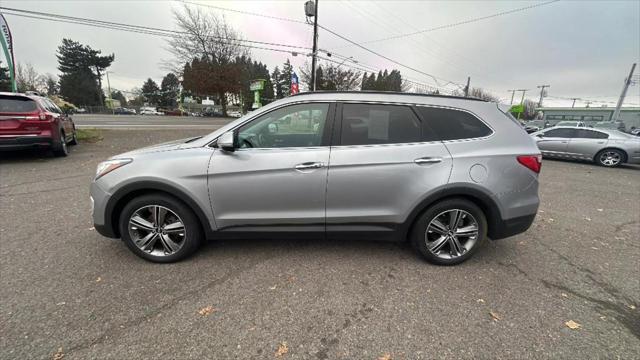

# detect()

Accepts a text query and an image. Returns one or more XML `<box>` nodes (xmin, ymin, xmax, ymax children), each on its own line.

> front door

<box><xmin>208</xmin><ymin>102</ymin><xmax>335</xmax><ymax>233</ymax></box>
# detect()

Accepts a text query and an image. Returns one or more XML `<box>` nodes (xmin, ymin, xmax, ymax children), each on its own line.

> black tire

<box><xmin>595</xmin><ymin>149</ymin><xmax>625</xmax><ymax>168</ymax></box>
<box><xmin>52</xmin><ymin>131</ymin><xmax>69</xmax><ymax>157</ymax></box>
<box><xmin>411</xmin><ymin>198</ymin><xmax>488</xmax><ymax>265</ymax></box>
<box><xmin>69</xmin><ymin>129</ymin><xmax>78</xmax><ymax>145</ymax></box>
<box><xmin>119</xmin><ymin>194</ymin><xmax>202</xmax><ymax>263</ymax></box>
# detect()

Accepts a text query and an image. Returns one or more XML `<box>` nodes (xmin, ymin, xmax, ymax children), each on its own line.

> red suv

<box><xmin>0</xmin><ymin>92</ymin><xmax>77</xmax><ymax>156</ymax></box>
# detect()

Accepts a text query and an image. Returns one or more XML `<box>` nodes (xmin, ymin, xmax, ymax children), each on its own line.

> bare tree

<box><xmin>16</xmin><ymin>62</ymin><xmax>43</xmax><ymax>93</ymax></box>
<box><xmin>167</xmin><ymin>5</ymin><xmax>249</xmax><ymax>70</ymax></box>
<box><xmin>453</xmin><ymin>87</ymin><xmax>500</xmax><ymax>102</ymax></box>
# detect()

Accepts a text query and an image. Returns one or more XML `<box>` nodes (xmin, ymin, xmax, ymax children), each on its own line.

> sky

<box><xmin>1</xmin><ymin>0</ymin><xmax>639</xmax><ymax>107</ymax></box>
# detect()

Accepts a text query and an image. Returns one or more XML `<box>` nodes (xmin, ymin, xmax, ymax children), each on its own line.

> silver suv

<box><xmin>91</xmin><ymin>92</ymin><xmax>541</xmax><ymax>265</ymax></box>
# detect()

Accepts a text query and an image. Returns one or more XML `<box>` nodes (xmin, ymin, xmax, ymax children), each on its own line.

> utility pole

<box><xmin>508</xmin><ymin>89</ymin><xmax>516</xmax><ymax>104</ymax></box>
<box><xmin>571</xmin><ymin>98</ymin><xmax>578</xmax><ymax>108</ymax></box>
<box><xmin>611</xmin><ymin>63</ymin><xmax>636</xmax><ymax>121</ymax></box>
<box><xmin>464</xmin><ymin>77</ymin><xmax>470</xmax><ymax>97</ymax></box>
<box><xmin>305</xmin><ymin>0</ymin><xmax>319</xmax><ymax>91</ymax></box>
<box><xmin>537</xmin><ymin>84</ymin><xmax>550</xmax><ymax>107</ymax></box>
<box><xmin>105</xmin><ymin>71</ymin><xmax>114</xmax><ymax>115</ymax></box>
<box><xmin>518</xmin><ymin>89</ymin><xmax>528</xmax><ymax>104</ymax></box>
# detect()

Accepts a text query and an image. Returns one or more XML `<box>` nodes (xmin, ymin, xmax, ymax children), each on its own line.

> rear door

<box><xmin>325</xmin><ymin>102</ymin><xmax>452</xmax><ymax>239</ymax></box>
<box><xmin>536</xmin><ymin>128</ymin><xmax>576</xmax><ymax>157</ymax></box>
<box><xmin>568</xmin><ymin>129</ymin><xmax>609</xmax><ymax>160</ymax></box>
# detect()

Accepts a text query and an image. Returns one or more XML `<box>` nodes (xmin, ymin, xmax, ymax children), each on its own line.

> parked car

<box><xmin>593</xmin><ymin>121</ymin><xmax>625</xmax><ymax>132</ymax></box>
<box><xmin>201</xmin><ymin>107</ymin><xmax>223</xmax><ymax>117</ymax></box>
<box><xmin>630</xmin><ymin>128</ymin><xmax>640</xmax><ymax>136</ymax></box>
<box><xmin>0</xmin><ymin>92</ymin><xmax>77</xmax><ymax>156</ymax></box>
<box><xmin>162</xmin><ymin>109</ymin><xmax>187</xmax><ymax>116</ymax></box>
<box><xmin>91</xmin><ymin>91</ymin><xmax>541</xmax><ymax>264</ymax></box>
<box><xmin>531</xmin><ymin>126</ymin><xmax>640</xmax><ymax>167</ymax></box>
<box><xmin>139</xmin><ymin>107</ymin><xmax>161</xmax><ymax>115</ymax></box>
<box><xmin>114</xmin><ymin>107</ymin><xmax>136</xmax><ymax>115</ymax></box>
<box><xmin>227</xmin><ymin>110</ymin><xmax>243</xmax><ymax>118</ymax></box>
<box><xmin>555</xmin><ymin>120</ymin><xmax>586</xmax><ymax>127</ymax></box>
<box><xmin>524</xmin><ymin>120</ymin><xmax>549</xmax><ymax>133</ymax></box>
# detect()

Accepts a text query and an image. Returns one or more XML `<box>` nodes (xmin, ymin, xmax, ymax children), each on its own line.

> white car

<box><xmin>140</xmin><ymin>108</ymin><xmax>161</xmax><ymax>115</ymax></box>
<box><xmin>227</xmin><ymin>110</ymin><xmax>243</xmax><ymax>118</ymax></box>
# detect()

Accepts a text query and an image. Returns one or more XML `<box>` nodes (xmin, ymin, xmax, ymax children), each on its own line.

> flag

<box><xmin>291</xmin><ymin>72</ymin><xmax>299</xmax><ymax>95</ymax></box>
<box><xmin>0</xmin><ymin>13</ymin><xmax>17</xmax><ymax>92</ymax></box>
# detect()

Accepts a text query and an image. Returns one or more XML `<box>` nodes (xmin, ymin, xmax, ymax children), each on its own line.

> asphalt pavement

<box><xmin>73</xmin><ymin>114</ymin><xmax>233</xmax><ymax>129</ymax></box>
<box><xmin>0</xmin><ymin>129</ymin><xmax>639</xmax><ymax>359</ymax></box>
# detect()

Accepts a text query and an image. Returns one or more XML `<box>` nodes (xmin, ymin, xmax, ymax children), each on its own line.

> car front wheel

<box><xmin>119</xmin><ymin>194</ymin><xmax>202</xmax><ymax>263</ymax></box>
<box><xmin>412</xmin><ymin>198</ymin><xmax>487</xmax><ymax>265</ymax></box>
<box><xmin>52</xmin><ymin>131</ymin><xmax>69</xmax><ymax>157</ymax></box>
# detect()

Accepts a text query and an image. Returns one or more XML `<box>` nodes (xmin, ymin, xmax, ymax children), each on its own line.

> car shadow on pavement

<box><xmin>0</xmin><ymin>149</ymin><xmax>58</xmax><ymax>163</ymax></box>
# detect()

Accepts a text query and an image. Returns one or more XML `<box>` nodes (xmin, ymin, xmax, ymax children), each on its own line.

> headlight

<box><xmin>95</xmin><ymin>158</ymin><xmax>132</xmax><ymax>180</ymax></box>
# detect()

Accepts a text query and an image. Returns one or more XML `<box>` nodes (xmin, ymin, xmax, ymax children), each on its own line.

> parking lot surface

<box><xmin>1</xmin><ymin>129</ymin><xmax>639</xmax><ymax>359</ymax></box>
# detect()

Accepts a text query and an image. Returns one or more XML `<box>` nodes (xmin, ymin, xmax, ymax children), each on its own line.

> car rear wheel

<box><xmin>52</xmin><ymin>131</ymin><xmax>68</xmax><ymax>157</ymax></box>
<box><xmin>411</xmin><ymin>198</ymin><xmax>487</xmax><ymax>265</ymax></box>
<box><xmin>119</xmin><ymin>194</ymin><xmax>202</xmax><ymax>263</ymax></box>
<box><xmin>596</xmin><ymin>149</ymin><xmax>624</xmax><ymax>167</ymax></box>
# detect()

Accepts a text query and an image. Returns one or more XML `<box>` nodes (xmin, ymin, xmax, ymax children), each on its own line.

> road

<box><xmin>73</xmin><ymin>114</ymin><xmax>233</xmax><ymax>130</ymax></box>
<box><xmin>1</xmin><ymin>129</ymin><xmax>639</xmax><ymax>359</ymax></box>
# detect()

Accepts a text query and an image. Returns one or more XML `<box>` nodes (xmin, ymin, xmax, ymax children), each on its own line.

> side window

<box><xmin>576</xmin><ymin>129</ymin><xmax>608</xmax><ymax>139</ymax></box>
<box><xmin>544</xmin><ymin>128</ymin><xmax>576</xmax><ymax>138</ymax></box>
<box><xmin>416</xmin><ymin>106</ymin><xmax>492</xmax><ymax>141</ymax></box>
<box><xmin>340</xmin><ymin>103</ymin><xmax>421</xmax><ymax>145</ymax></box>
<box><xmin>237</xmin><ymin>103</ymin><xmax>329</xmax><ymax>148</ymax></box>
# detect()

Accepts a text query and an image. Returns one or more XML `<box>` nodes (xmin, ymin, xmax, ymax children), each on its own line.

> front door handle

<box><xmin>414</xmin><ymin>157</ymin><xmax>443</xmax><ymax>165</ymax></box>
<box><xmin>295</xmin><ymin>162</ymin><xmax>324</xmax><ymax>170</ymax></box>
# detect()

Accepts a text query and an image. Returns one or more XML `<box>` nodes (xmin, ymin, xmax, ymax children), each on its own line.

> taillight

<box><xmin>517</xmin><ymin>155</ymin><xmax>542</xmax><ymax>173</ymax></box>
<box><xmin>38</xmin><ymin>112</ymin><xmax>53</xmax><ymax>121</ymax></box>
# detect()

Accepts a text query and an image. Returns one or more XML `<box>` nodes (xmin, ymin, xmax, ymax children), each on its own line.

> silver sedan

<box><xmin>531</xmin><ymin>126</ymin><xmax>640</xmax><ymax>167</ymax></box>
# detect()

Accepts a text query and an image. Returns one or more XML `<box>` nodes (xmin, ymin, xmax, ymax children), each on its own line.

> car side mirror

<box><xmin>217</xmin><ymin>131</ymin><xmax>236</xmax><ymax>151</ymax></box>
<box><xmin>536</xmin><ymin>134</ymin><xmax>544</xmax><ymax>138</ymax></box>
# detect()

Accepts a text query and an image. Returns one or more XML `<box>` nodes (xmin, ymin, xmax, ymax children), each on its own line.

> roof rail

<box><xmin>290</xmin><ymin>90</ymin><xmax>487</xmax><ymax>102</ymax></box>
<box><xmin>25</xmin><ymin>90</ymin><xmax>43</xmax><ymax>97</ymax></box>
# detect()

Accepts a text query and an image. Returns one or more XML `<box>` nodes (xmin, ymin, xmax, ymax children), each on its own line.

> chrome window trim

<box><xmin>205</xmin><ymin>100</ymin><xmax>336</xmax><ymax>148</ymax></box>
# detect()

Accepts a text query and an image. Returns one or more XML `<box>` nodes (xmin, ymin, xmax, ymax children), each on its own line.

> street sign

<box><xmin>250</xmin><ymin>79</ymin><xmax>265</xmax><ymax>91</ymax></box>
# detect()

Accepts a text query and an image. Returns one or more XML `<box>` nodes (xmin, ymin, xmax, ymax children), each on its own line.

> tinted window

<box><xmin>576</xmin><ymin>129</ymin><xmax>608</xmax><ymax>139</ymax></box>
<box><xmin>340</xmin><ymin>104</ymin><xmax>421</xmax><ymax>145</ymax></box>
<box><xmin>544</xmin><ymin>128</ymin><xmax>576</xmax><ymax>138</ymax></box>
<box><xmin>416</xmin><ymin>106</ymin><xmax>492</xmax><ymax>141</ymax></box>
<box><xmin>0</xmin><ymin>96</ymin><xmax>38</xmax><ymax>113</ymax></box>
<box><xmin>237</xmin><ymin>103</ymin><xmax>329</xmax><ymax>148</ymax></box>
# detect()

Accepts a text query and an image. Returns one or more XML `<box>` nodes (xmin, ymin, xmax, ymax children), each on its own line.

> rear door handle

<box><xmin>295</xmin><ymin>162</ymin><xmax>324</xmax><ymax>170</ymax></box>
<box><xmin>414</xmin><ymin>157</ymin><xmax>442</xmax><ymax>165</ymax></box>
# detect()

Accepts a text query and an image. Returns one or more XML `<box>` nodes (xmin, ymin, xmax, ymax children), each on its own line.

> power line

<box><xmin>317</xmin><ymin>24</ymin><xmax>464</xmax><ymax>89</ymax></box>
<box><xmin>342</xmin><ymin>0</ymin><xmax>560</xmax><ymax>47</ymax></box>
<box><xmin>0</xmin><ymin>6</ymin><xmax>312</xmax><ymax>51</ymax></box>
<box><xmin>179</xmin><ymin>0</ymin><xmax>308</xmax><ymax>24</ymax></box>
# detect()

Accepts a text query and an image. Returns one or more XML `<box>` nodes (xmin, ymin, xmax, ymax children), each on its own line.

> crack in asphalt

<box><xmin>63</xmin><ymin>252</ymin><xmax>277</xmax><ymax>356</ymax></box>
<box><xmin>0</xmin><ymin>173</ymin><xmax>89</xmax><ymax>189</ymax></box>
<box><xmin>0</xmin><ymin>184</ymin><xmax>81</xmax><ymax>197</ymax></box>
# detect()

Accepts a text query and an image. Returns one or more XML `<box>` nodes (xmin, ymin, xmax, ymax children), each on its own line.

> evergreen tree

<box><xmin>0</xmin><ymin>61</ymin><xmax>12</xmax><ymax>92</ymax></box>
<box><xmin>279</xmin><ymin>59</ymin><xmax>294</xmax><ymax>96</ymax></box>
<box><xmin>141</xmin><ymin>78</ymin><xmax>161</xmax><ymax>105</ymax></box>
<box><xmin>271</xmin><ymin>66</ymin><xmax>284</xmax><ymax>99</ymax></box>
<box><xmin>56</xmin><ymin>38</ymin><xmax>114</xmax><ymax>106</ymax></box>
<box><xmin>160</xmin><ymin>73</ymin><xmax>180</xmax><ymax>108</ymax></box>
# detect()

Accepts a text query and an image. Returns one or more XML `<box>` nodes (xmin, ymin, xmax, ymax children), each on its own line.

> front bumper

<box><xmin>90</xmin><ymin>181</ymin><xmax>118</xmax><ymax>238</ymax></box>
<box><xmin>0</xmin><ymin>135</ymin><xmax>53</xmax><ymax>150</ymax></box>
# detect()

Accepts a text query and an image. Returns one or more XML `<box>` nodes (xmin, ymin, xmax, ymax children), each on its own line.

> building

<box><xmin>536</xmin><ymin>107</ymin><xmax>640</xmax><ymax>130</ymax></box>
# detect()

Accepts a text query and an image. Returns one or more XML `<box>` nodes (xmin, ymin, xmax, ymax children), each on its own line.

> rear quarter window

<box><xmin>415</xmin><ymin>106</ymin><xmax>492</xmax><ymax>141</ymax></box>
<box><xmin>0</xmin><ymin>96</ymin><xmax>38</xmax><ymax>113</ymax></box>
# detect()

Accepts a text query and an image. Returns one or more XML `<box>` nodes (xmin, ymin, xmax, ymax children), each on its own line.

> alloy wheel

<box><xmin>60</xmin><ymin>133</ymin><xmax>68</xmax><ymax>154</ymax></box>
<box><xmin>599</xmin><ymin>151</ymin><xmax>621</xmax><ymax>166</ymax></box>
<box><xmin>425</xmin><ymin>209</ymin><xmax>479</xmax><ymax>260</ymax></box>
<box><xmin>128</xmin><ymin>205</ymin><xmax>186</xmax><ymax>256</ymax></box>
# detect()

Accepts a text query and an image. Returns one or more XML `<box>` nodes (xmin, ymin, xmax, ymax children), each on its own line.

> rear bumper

<box><xmin>490</xmin><ymin>213</ymin><xmax>537</xmax><ymax>240</ymax></box>
<box><xmin>0</xmin><ymin>135</ymin><xmax>53</xmax><ymax>150</ymax></box>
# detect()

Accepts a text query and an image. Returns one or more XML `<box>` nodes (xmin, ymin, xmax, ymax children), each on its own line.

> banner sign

<box><xmin>291</xmin><ymin>72</ymin><xmax>299</xmax><ymax>95</ymax></box>
<box><xmin>0</xmin><ymin>13</ymin><xmax>17</xmax><ymax>92</ymax></box>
